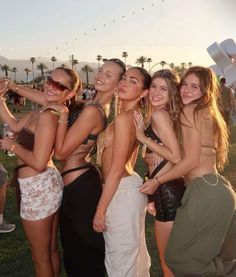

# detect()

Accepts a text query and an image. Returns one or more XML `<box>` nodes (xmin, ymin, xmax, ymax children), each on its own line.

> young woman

<box><xmin>140</xmin><ymin>66</ymin><xmax>236</xmax><ymax>276</ymax></box>
<box><xmin>134</xmin><ymin>69</ymin><xmax>186</xmax><ymax>277</ymax></box>
<box><xmin>0</xmin><ymin>67</ymin><xmax>79</xmax><ymax>277</ymax></box>
<box><xmin>45</xmin><ymin>59</ymin><xmax>126</xmax><ymax>277</ymax></box>
<box><xmin>93</xmin><ymin>67</ymin><xmax>151</xmax><ymax>277</ymax></box>
<box><xmin>1</xmin><ymin>59</ymin><xmax>126</xmax><ymax>276</ymax></box>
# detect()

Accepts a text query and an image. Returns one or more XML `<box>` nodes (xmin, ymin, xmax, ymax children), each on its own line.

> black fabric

<box><xmin>61</xmin><ymin>163</ymin><xmax>91</xmax><ymax>177</ymax></box>
<box><xmin>18</xmin><ymin>128</ymin><xmax>34</xmax><ymax>151</ymax></box>
<box><xmin>144</xmin><ymin>124</ymin><xmax>162</xmax><ymax>153</ymax></box>
<box><xmin>67</xmin><ymin>102</ymin><xmax>107</xmax><ymax>145</ymax></box>
<box><xmin>60</xmin><ymin>166</ymin><xmax>106</xmax><ymax>277</ymax></box>
<box><xmin>153</xmin><ymin>178</ymin><xmax>186</xmax><ymax>222</ymax></box>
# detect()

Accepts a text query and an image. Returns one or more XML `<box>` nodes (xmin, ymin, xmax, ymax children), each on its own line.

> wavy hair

<box><xmin>178</xmin><ymin>66</ymin><xmax>229</xmax><ymax>170</ymax></box>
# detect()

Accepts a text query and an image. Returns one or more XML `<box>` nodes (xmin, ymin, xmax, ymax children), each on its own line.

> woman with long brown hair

<box><xmin>0</xmin><ymin>67</ymin><xmax>80</xmax><ymax>277</ymax></box>
<box><xmin>140</xmin><ymin>66</ymin><xmax>236</xmax><ymax>276</ymax></box>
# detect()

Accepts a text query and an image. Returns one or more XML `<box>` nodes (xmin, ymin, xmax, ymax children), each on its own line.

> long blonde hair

<box><xmin>178</xmin><ymin>66</ymin><xmax>229</xmax><ymax>170</ymax></box>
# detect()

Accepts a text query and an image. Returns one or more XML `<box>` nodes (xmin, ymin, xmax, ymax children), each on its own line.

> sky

<box><xmin>0</xmin><ymin>0</ymin><xmax>235</xmax><ymax>68</ymax></box>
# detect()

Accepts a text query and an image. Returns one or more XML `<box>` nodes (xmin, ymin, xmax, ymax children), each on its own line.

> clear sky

<box><xmin>0</xmin><ymin>0</ymin><xmax>235</xmax><ymax>67</ymax></box>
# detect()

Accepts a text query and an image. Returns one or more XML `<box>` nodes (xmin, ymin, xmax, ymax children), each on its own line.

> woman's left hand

<box><xmin>139</xmin><ymin>178</ymin><xmax>159</xmax><ymax>195</ymax></box>
<box><xmin>42</xmin><ymin>102</ymin><xmax>69</xmax><ymax>114</ymax></box>
<box><xmin>93</xmin><ymin>211</ymin><xmax>107</xmax><ymax>233</ymax></box>
<box><xmin>133</xmin><ymin>111</ymin><xmax>146</xmax><ymax>143</ymax></box>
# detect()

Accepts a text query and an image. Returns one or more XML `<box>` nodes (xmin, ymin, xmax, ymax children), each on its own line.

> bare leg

<box><xmin>0</xmin><ymin>182</ymin><xmax>7</xmax><ymax>216</ymax></box>
<box><xmin>50</xmin><ymin>211</ymin><xmax>61</xmax><ymax>277</ymax></box>
<box><xmin>155</xmin><ymin>220</ymin><xmax>175</xmax><ymax>277</ymax></box>
<box><xmin>22</xmin><ymin>213</ymin><xmax>55</xmax><ymax>277</ymax></box>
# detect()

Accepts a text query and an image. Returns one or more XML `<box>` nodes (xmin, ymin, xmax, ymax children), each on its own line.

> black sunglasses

<box><xmin>45</xmin><ymin>76</ymin><xmax>71</xmax><ymax>91</ymax></box>
<box><xmin>108</xmin><ymin>58</ymin><xmax>126</xmax><ymax>74</ymax></box>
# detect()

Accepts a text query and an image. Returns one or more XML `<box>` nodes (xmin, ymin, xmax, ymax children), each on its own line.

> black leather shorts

<box><xmin>151</xmin><ymin>177</ymin><xmax>186</xmax><ymax>222</ymax></box>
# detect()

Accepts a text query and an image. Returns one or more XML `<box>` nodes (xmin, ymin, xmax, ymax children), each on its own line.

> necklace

<box><xmin>201</xmin><ymin>174</ymin><xmax>219</xmax><ymax>186</ymax></box>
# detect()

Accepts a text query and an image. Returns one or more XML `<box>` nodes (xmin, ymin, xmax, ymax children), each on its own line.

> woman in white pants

<box><xmin>93</xmin><ymin>67</ymin><xmax>152</xmax><ymax>277</ymax></box>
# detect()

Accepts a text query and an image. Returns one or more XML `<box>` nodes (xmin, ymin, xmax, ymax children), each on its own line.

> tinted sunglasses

<box><xmin>108</xmin><ymin>58</ymin><xmax>126</xmax><ymax>74</ymax></box>
<box><xmin>45</xmin><ymin>76</ymin><xmax>71</xmax><ymax>91</ymax></box>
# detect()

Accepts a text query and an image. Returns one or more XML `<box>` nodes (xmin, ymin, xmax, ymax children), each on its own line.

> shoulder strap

<box><xmin>149</xmin><ymin>160</ymin><xmax>168</xmax><ymax>179</ymax></box>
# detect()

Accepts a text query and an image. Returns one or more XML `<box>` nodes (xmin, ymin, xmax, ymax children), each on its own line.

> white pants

<box><xmin>104</xmin><ymin>173</ymin><xmax>151</xmax><ymax>277</ymax></box>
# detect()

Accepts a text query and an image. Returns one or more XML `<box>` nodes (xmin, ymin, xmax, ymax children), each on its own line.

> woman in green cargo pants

<box><xmin>139</xmin><ymin>66</ymin><xmax>236</xmax><ymax>276</ymax></box>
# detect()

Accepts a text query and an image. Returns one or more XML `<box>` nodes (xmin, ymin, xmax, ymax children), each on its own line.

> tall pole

<box><xmin>71</xmin><ymin>54</ymin><xmax>74</xmax><ymax>69</ymax></box>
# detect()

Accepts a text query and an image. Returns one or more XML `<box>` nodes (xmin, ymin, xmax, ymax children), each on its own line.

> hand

<box><xmin>0</xmin><ymin>79</ymin><xmax>9</xmax><ymax>96</ymax></box>
<box><xmin>147</xmin><ymin>202</ymin><xmax>156</xmax><ymax>216</ymax></box>
<box><xmin>133</xmin><ymin>111</ymin><xmax>146</xmax><ymax>142</ymax></box>
<box><xmin>93</xmin><ymin>210</ymin><xmax>106</xmax><ymax>233</ymax></box>
<box><xmin>139</xmin><ymin>178</ymin><xmax>159</xmax><ymax>195</ymax></box>
<box><xmin>42</xmin><ymin>102</ymin><xmax>69</xmax><ymax>114</ymax></box>
<box><xmin>0</xmin><ymin>136</ymin><xmax>15</xmax><ymax>151</ymax></box>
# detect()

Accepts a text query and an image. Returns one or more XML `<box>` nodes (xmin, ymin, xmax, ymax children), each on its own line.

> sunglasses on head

<box><xmin>45</xmin><ymin>76</ymin><xmax>71</xmax><ymax>91</ymax></box>
<box><xmin>108</xmin><ymin>58</ymin><xmax>126</xmax><ymax>74</ymax></box>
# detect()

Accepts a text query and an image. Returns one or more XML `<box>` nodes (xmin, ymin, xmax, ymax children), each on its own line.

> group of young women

<box><xmin>0</xmin><ymin>60</ymin><xmax>235</xmax><ymax>277</ymax></box>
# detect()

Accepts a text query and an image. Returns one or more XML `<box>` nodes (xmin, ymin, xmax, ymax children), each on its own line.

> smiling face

<box><xmin>149</xmin><ymin>77</ymin><xmax>169</xmax><ymax>109</ymax></box>
<box><xmin>94</xmin><ymin>61</ymin><xmax>123</xmax><ymax>93</ymax></box>
<box><xmin>180</xmin><ymin>73</ymin><xmax>203</xmax><ymax>105</ymax></box>
<box><xmin>44</xmin><ymin>68</ymin><xmax>74</xmax><ymax>103</ymax></box>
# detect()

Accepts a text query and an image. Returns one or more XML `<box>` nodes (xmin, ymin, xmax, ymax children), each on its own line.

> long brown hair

<box><xmin>178</xmin><ymin>66</ymin><xmax>229</xmax><ymax>170</ymax></box>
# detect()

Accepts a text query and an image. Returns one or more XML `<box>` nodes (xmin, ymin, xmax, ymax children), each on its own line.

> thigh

<box><xmin>22</xmin><ymin>213</ymin><xmax>55</xmax><ymax>260</ymax></box>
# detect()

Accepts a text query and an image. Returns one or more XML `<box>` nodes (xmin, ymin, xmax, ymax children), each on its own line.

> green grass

<box><xmin>0</xmin><ymin>101</ymin><xmax>236</xmax><ymax>277</ymax></box>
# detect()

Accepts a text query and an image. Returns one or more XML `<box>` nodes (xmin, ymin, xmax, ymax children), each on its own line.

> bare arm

<box><xmin>140</xmin><ymin>106</ymin><xmax>201</xmax><ymax>194</ymax></box>
<box><xmin>0</xmin><ymin>100</ymin><xmax>35</xmax><ymax>132</ymax></box>
<box><xmin>134</xmin><ymin>110</ymin><xmax>181</xmax><ymax>164</ymax></box>
<box><xmin>52</xmin><ymin>104</ymin><xmax>104</xmax><ymax>160</ymax></box>
<box><xmin>0</xmin><ymin>111</ymin><xmax>57</xmax><ymax>171</ymax></box>
<box><xmin>0</xmin><ymin>79</ymin><xmax>45</xmax><ymax>105</ymax></box>
<box><xmin>93</xmin><ymin>113</ymin><xmax>134</xmax><ymax>232</ymax></box>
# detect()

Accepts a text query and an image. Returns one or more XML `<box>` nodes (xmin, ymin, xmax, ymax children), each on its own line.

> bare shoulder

<box><xmin>181</xmin><ymin>105</ymin><xmax>196</xmax><ymax>126</ymax></box>
<box><xmin>114</xmin><ymin>111</ymin><xmax>133</xmax><ymax>129</ymax></box>
<box><xmin>152</xmin><ymin>108</ymin><xmax>171</xmax><ymax>122</ymax></box>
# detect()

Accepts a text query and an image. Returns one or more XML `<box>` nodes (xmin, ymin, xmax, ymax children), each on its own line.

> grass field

<box><xmin>0</xmin><ymin>101</ymin><xmax>236</xmax><ymax>277</ymax></box>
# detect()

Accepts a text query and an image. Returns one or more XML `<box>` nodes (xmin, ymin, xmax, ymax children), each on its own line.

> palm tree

<box><xmin>181</xmin><ymin>62</ymin><xmax>186</xmax><ymax>69</ymax></box>
<box><xmin>188</xmin><ymin>62</ymin><xmax>192</xmax><ymax>67</ymax></box>
<box><xmin>24</xmin><ymin>68</ymin><xmax>31</xmax><ymax>83</ymax></box>
<box><xmin>136</xmin><ymin>56</ymin><xmax>147</xmax><ymax>68</ymax></box>
<box><xmin>160</xmin><ymin>61</ymin><xmax>167</xmax><ymax>68</ymax></box>
<box><xmin>147</xmin><ymin>58</ymin><xmax>152</xmax><ymax>72</ymax></box>
<box><xmin>51</xmin><ymin>56</ymin><xmax>57</xmax><ymax>70</ymax></box>
<box><xmin>122</xmin><ymin>52</ymin><xmax>128</xmax><ymax>65</ymax></box>
<box><xmin>36</xmin><ymin>63</ymin><xmax>48</xmax><ymax>78</ymax></box>
<box><xmin>169</xmin><ymin>63</ymin><xmax>175</xmax><ymax>69</ymax></box>
<box><xmin>81</xmin><ymin>65</ymin><xmax>93</xmax><ymax>86</ymax></box>
<box><xmin>72</xmin><ymin>59</ymin><xmax>79</xmax><ymax>71</ymax></box>
<box><xmin>30</xmin><ymin>57</ymin><xmax>36</xmax><ymax>83</ymax></box>
<box><xmin>11</xmin><ymin>67</ymin><xmax>17</xmax><ymax>81</ymax></box>
<box><xmin>96</xmin><ymin>55</ymin><xmax>102</xmax><ymax>68</ymax></box>
<box><xmin>1</xmin><ymin>65</ymin><xmax>11</xmax><ymax>78</ymax></box>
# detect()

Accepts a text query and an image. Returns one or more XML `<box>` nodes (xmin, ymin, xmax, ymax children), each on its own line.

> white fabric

<box><xmin>104</xmin><ymin>173</ymin><xmax>151</xmax><ymax>277</ymax></box>
<box><xmin>19</xmin><ymin>167</ymin><xmax>63</xmax><ymax>221</ymax></box>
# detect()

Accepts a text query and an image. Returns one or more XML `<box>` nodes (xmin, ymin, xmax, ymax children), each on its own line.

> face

<box><xmin>94</xmin><ymin>61</ymin><xmax>121</xmax><ymax>93</ymax></box>
<box><xmin>118</xmin><ymin>68</ymin><xmax>146</xmax><ymax>101</ymax></box>
<box><xmin>44</xmin><ymin>69</ymin><xmax>72</xmax><ymax>103</ymax></box>
<box><xmin>149</xmin><ymin>77</ymin><xmax>169</xmax><ymax>108</ymax></box>
<box><xmin>180</xmin><ymin>73</ymin><xmax>203</xmax><ymax>105</ymax></box>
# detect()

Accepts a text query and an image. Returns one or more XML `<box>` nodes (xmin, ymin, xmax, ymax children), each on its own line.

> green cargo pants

<box><xmin>165</xmin><ymin>173</ymin><xmax>236</xmax><ymax>277</ymax></box>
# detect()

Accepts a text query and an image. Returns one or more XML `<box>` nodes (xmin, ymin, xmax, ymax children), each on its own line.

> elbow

<box><xmin>172</xmin><ymin>155</ymin><xmax>181</xmax><ymax>165</ymax></box>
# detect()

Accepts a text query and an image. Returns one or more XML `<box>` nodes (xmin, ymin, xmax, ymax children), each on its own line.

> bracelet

<box><xmin>155</xmin><ymin>176</ymin><xmax>162</xmax><ymax>186</ymax></box>
<box><xmin>96</xmin><ymin>208</ymin><xmax>106</xmax><ymax>215</ymax></box>
<box><xmin>58</xmin><ymin>119</ymin><xmax>68</xmax><ymax>124</ymax></box>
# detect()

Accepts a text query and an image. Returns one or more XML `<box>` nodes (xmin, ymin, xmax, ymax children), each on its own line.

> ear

<box><xmin>66</xmin><ymin>90</ymin><xmax>75</xmax><ymax>100</ymax></box>
<box><xmin>140</xmin><ymin>89</ymin><xmax>148</xmax><ymax>99</ymax></box>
